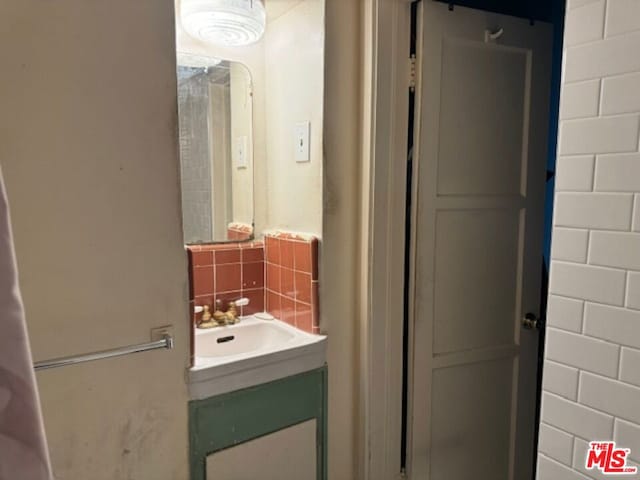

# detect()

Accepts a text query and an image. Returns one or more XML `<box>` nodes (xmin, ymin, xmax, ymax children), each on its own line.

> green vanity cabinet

<box><xmin>189</xmin><ymin>367</ymin><xmax>328</xmax><ymax>480</ymax></box>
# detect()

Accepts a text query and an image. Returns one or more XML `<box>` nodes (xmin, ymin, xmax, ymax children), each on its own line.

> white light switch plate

<box><xmin>294</xmin><ymin>121</ymin><xmax>310</xmax><ymax>162</ymax></box>
<box><xmin>235</xmin><ymin>136</ymin><xmax>248</xmax><ymax>169</ymax></box>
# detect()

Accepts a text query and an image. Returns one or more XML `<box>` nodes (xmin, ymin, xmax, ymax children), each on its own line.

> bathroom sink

<box><xmin>188</xmin><ymin>316</ymin><xmax>326</xmax><ymax>400</ymax></box>
<box><xmin>195</xmin><ymin>320</ymin><xmax>296</xmax><ymax>358</ymax></box>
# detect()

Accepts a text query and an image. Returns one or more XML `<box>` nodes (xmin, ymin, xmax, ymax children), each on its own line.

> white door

<box><xmin>409</xmin><ymin>2</ymin><xmax>552</xmax><ymax>479</ymax></box>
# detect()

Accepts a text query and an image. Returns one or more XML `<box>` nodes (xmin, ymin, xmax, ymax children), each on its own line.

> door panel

<box><xmin>437</xmin><ymin>39</ymin><xmax>530</xmax><ymax>196</ymax></box>
<box><xmin>434</xmin><ymin>209</ymin><xmax>521</xmax><ymax>354</ymax></box>
<box><xmin>431</xmin><ymin>358</ymin><xmax>514</xmax><ymax>480</ymax></box>
<box><xmin>410</xmin><ymin>3</ymin><xmax>552</xmax><ymax>479</ymax></box>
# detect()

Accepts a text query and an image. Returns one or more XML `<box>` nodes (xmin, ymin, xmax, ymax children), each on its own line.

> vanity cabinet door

<box><xmin>207</xmin><ymin>420</ymin><xmax>317</xmax><ymax>480</ymax></box>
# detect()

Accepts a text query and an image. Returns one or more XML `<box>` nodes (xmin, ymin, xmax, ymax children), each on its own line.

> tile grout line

<box><xmin>576</xmin><ymin>369</ymin><xmax>582</xmax><ymax>408</ymax></box>
<box><xmin>617</xmin><ymin>341</ymin><xmax>624</xmax><ymax>381</ymax></box>
<box><xmin>597</xmin><ymin>78</ymin><xmax>604</xmax><ymax>117</ymax></box>
<box><xmin>624</xmin><ymin>270</ymin><xmax>630</xmax><ymax>309</ymax></box>
<box><xmin>541</xmin><ymin>413</ymin><xmax>608</xmax><ymax>446</ymax></box>
<box><xmin>602</xmin><ymin>0</ymin><xmax>609</xmax><ymax>42</ymax></box>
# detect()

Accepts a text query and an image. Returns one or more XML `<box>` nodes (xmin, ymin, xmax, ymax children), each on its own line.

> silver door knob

<box><xmin>522</xmin><ymin>312</ymin><xmax>540</xmax><ymax>330</ymax></box>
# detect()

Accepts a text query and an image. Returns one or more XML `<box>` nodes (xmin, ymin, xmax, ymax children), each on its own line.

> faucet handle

<box><xmin>234</xmin><ymin>297</ymin><xmax>250</xmax><ymax>307</ymax></box>
<box><xmin>224</xmin><ymin>298</ymin><xmax>248</xmax><ymax>325</ymax></box>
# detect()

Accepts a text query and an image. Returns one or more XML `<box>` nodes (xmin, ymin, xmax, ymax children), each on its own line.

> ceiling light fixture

<box><xmin>181</xmin><ymin>0</ymin><xmax>266</xmax><ymax>47</ymax></box>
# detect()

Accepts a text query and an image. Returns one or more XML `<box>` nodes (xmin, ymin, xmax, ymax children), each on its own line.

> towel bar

<box><xmin>34</xmin><ymin>335</ymin><xmax>174</xmax><ymax>371</ymax></box>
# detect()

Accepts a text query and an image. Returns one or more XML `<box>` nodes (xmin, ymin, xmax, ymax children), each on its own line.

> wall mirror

<box><xmin>177</xmin><ymin>55</ymin><xmax>255</xmax><ymax>244</ymax></box>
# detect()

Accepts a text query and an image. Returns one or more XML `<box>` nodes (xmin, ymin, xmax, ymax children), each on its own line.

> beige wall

<box><xmin>263</xmin><ymin>0</ymin><xmax>324</xmax><ymax>237</ymax></box>
<box><xmin>0</xmin><ymin>0</ymin><xmax>190</xmax><ymax>478</ymax></box>
<box><xmin>230</xmin><ymin>63</ymin><xmax>255</xmax><ymax>227</ymax></box>
<box><xmin>323</xmin><ymin>0</ymin><xmax>363</xmax><ymax>478</ymax></box>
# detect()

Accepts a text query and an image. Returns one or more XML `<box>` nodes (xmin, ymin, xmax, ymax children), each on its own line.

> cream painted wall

<box><xmin>323</xmin><ymin>0</ymin><xmax>363</xmax><ymax>478</ymax></box>
<box><xmin>230</xmin><ymin>63</ymin><xmax>255</xmax><ymax>227</ymax></box>
<box><xmin>0</xmin><ymin>0</ymin><xmax>190</xmax><ymax>479</ymax></box>
<box><xmin>263</xmin><ymin>0</ymin><xmax>324</xmax><ymax>236</ymax></box>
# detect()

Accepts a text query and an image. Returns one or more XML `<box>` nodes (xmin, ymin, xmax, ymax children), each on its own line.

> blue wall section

<box><xmin>543</xmin><ymin>0</ymin><xmax>566</xmax><ymax>269</ymax></box>
<box><xmin>435</xmin><ymin>0</ymin><xmax>554</xmax><ymax>21</ymax></box>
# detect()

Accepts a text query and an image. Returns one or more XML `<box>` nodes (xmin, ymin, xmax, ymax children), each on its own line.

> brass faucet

<box><xmin>197</xmin><ymin>299</ymin><xmax>240</xmax><ymax>329</ymax></box>
<box><xmin>225</xmin><ymin>301</ymin><xmax>239</xmax><ymax>324</ymax></box>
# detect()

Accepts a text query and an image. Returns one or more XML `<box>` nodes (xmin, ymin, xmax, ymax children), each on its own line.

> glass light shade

<box><xmin>181</xmin><ymin>0</ymin><xmax>266</xmax><ymax>47</ymax></box>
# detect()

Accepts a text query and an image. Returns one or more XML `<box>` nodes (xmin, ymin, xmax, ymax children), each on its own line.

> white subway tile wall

<box><xmin>583</xmin><ymin>303</ymin><xmax>640</xmax><ymax>348</ymax></box>
<box><xmin>627</xmin><ymin>273</ymin><xmax>640</xmax><ymax>310</ymax></box>
<box><xmin>545</xmin><ymin>327</ymin><xmax>620</xmax><ymax>377</ymax></box>
<box><xmin>539</xmin><ymin>423</ymin><xmax>575</xmax><ymax>466</ymax></box>
<box><xmin>547</xmin><ymin>295</ymin><xmax>584</xmax><ymax>332</ymax></box>
<box><xmin>560</xmin><ymin>80</ymin><xmax>600</xmax><ymax>120</ymax></box>
<box><xmin>563</xmin><ymin>31</ymin><xmax>640</xmax><ymax>82</ymax></box>
<box><xmin>594</xmin><ymin>153</ymin><xmax>640</xmax><ymax>191</ymax></box>
<box><xmin>556</xmin><ymin>155</ymin><xmax>595</xmax><ymax>191</ymax></box>
<box><xmin>588</xmin><ymin>231</ymin><xmax>640</xmax><ymax>270</ymax></box>
<box><xmin>551</xmin><ymin>228</ymin><xmax>590</xmax><ymax>262</ymax></box>
<box><xmin>604</xmin><ymin>0</ymin><xmax>640</xmax><ymax>37</ymax></box>
<box><xmin>549</xmin><ymin>262</ymin><xmax>626</xmax><ymax>305</ymax></box>
<box><xmin>539</xmin><ymin>1</ymin><xmax>640</xmax><ymax>477</ymax></box>
<box><xmin>541</xmin><ymin>392</ymin><xmax>614</xmax><ymax>441</ymax></box>
<box><xmin>564</xmin><ymin>0</ymin><xmax>605</xmax><ymax>46</ymax></box>
<box><xmin>601</xmin><ymin>73</ymin><xmax>640</xmax><ymax>116</ymax></box>
<box><xmin>559</xmin><ymin>115</ymin><xmax>640</xmax><ymax>155</ymax></box>
<box><xmin>553</xmin><ymin>193</ymin><xmax>633</xmax><ymax>230</ymax></box>
<box><xmin>619</xmin><ymin>347</ymin><xmax>640</xmax><ymax>388</ymax></box>
<box><xmin>542</xmin><ymin>360</ymin><xmax>580</xmax><ymax>400</ymax></box>
<box><xmin>615</xmin><ymin>419</ymin><xmax>640</xmax><ymax>463</ymax></box>
<box><xmin>537</xmin><ymin>454</ymin><xmax>591</xmax><ymax>480</ymax></box>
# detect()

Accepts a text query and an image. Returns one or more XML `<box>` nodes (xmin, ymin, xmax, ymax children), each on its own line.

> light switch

<box><xmin>294</xmin><ymin>121</ymin><xmax>310</xmax><ymax>163</ymax></box>
<box><xmin>235</xmin><ymin>136</ymin><xmax>248</xmax><ymax>169</ymax></box>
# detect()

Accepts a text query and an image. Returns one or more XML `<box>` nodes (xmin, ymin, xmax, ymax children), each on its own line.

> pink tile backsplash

<box><xmin>264</xmin><ymin>232</ymin><xmax>320</xmax><ymax>333</ymax></box>
<box><xmin>187</xmin><ymin>232</ymin><xmax>320</xmax><ymax>334</ymax></box>
<box><xmin>187</xmin><ymin>241</ymin><xmax>264</xmax><ymax>322</ymax></box>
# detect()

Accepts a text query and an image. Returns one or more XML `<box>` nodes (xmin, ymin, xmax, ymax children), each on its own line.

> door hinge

<box><xmin>409</xmin><ymin>55</ymin><xmax>417</xmax><ymax>91</ymax></box>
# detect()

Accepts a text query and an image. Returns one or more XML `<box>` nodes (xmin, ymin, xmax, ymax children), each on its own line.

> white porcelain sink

<box><xmin>188</xmin><ymin>316</ymin><xmax>326</xmax><ymax>400</ymax></box>
<box><xmin>195</xmin><ymin>320</ymin><xmax>297</xmax><ymax>358</ymax></box>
